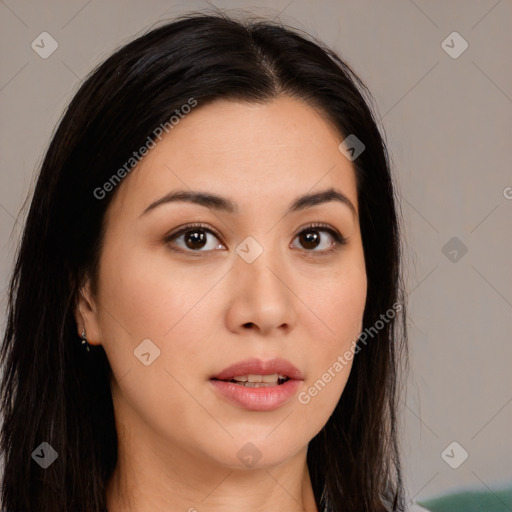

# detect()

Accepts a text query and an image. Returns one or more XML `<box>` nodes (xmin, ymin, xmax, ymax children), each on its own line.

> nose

<box><xmin>225</xmin><ymin>248</ymin><xmax>297</xmax><ymax>337</ymax></box>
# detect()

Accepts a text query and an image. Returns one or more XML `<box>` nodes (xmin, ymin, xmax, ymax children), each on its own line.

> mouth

<box><xmin>209</xmin><ymin>357</ymin><xmax>304</xmax><ymax>383</ymax></box>
<box><xmin>209</xmin><ymin>358</ymin><xmax>303</xmax><ymax>411</ymax></box>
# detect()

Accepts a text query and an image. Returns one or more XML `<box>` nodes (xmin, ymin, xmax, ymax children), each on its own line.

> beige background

<box><xmin>1</xmin><ymin>0</ymin><xmax>511</xmax><ymax>506</ymax></box>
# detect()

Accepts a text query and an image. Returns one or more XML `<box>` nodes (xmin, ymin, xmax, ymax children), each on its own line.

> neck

<box><xmin>105</xmin><ymin>437</ymin><xmax>319</xmax><ymax>512</ymax></box>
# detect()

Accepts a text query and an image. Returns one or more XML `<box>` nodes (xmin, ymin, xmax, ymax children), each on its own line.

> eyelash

<box><xmin>164</xmin><ymin>222</ymin><xmax>347</xmax><ymax>256</ymax></box>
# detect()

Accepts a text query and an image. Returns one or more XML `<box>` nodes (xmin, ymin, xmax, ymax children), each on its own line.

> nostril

<box><xmin>243</xmin><ymin>322</ymin><xmax>256</xmax><ymax>329</ymax></box>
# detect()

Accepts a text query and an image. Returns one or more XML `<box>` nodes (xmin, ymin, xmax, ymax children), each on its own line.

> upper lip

<box><xmin>210</xmin><ymin>357</ymin><xmax>304</xmax><ymax>381</ymax></box>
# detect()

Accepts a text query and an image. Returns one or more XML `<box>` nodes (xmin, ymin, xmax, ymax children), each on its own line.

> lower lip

<box><xmin>209</xmin><ymin>379</ymin><xmax>302</xmax><ymax>411</ymax></box>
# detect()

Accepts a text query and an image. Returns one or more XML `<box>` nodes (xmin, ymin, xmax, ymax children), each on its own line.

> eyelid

<box><xmin>165</xmin><ymin>222</ymin><xmax>222</xmax><ymax>242</ymax></box>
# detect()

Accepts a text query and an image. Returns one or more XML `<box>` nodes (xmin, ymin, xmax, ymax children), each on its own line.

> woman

<box><xmin>1</xmin><ymin>12</ymin><xmax>409</xmax><ymax>512</ymax></box>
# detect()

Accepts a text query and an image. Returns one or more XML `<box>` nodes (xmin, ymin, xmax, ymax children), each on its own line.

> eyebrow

<box><xmin>140</xmin><ymin>187</ymin><xmax>357</xmax><ymax>218</ymax></box>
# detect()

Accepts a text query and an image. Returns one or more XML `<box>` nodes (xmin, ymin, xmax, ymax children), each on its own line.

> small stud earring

<box><xmin>81</xmin><ymin>328</ymin><xmax>91</xmax><ymax>352</ymax></box>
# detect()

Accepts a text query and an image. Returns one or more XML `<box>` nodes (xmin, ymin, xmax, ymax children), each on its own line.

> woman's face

<box><xmin>78</xmin><ymin>95</ymin><xmax>367</xmax><ymax>471</ymax></box>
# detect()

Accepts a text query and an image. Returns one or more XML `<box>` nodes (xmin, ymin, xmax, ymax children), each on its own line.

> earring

<box><xmin>81</xmin><ymin>327</ymin><xmax>91</xmax><ymax>352</ymax></box>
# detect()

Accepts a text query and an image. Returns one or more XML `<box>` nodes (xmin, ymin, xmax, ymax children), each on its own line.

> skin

<box><xmin>75</xmin><ymin>95</ymin><xmax>367</xmax><ymax>512</ymax></box>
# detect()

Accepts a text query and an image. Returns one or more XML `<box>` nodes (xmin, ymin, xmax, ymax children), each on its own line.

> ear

<box><xmin>73</xmin><ymin>277</ymin><xmax>102</xmax><ymax>347</ymax></box>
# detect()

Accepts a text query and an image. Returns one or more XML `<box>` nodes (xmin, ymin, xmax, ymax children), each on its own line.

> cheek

<box><xmin>95</xmin><ymin>241</ymin><xmax>226</xmax><ymax>388</ymax></box>
<box><xmin>305</xmin><ymin>262</ymin><xmax>367</xmax><ymax>347</ymax></box>
<box><xmin>97</xmin><ymin>243</ymin><xmax>208</xmax><ymax>339</ymax></box>
<box><xmin>95</xmin><ymin>246</ymin><xmax>221</xmax><ymax>443</ymax></box>
<box><xmin>295</xmin><ymin>264</ymin><xmax>366</xmax><ymax>420</ymax></box>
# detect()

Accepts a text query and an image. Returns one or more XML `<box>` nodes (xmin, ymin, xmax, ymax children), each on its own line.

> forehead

<box><xmin>107</xmin><ymin>95</ymin><xmax>358</xmax><ymax>219</ymax></box>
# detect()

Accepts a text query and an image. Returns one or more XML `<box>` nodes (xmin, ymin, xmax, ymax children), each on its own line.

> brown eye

<box><xmin>165</xmin><ymin>224</ymin><xmax>224</xmax><ymax>253</ymax></box>
<box><xmin>291</xmin><ymin>224</ymin><xmax>346</xmax><ymax>253</ymax></box>
<box><xmin>298</xmin><ymin>230</ymin><xmax>322</xmax><ymax>250</ymax></box>
<box><xmin>182</xmin><ymin>229</ymin><xmax>208</xmax><ymax>250</ymax></box>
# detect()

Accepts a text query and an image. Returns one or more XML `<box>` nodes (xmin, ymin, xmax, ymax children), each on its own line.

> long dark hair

<box><xmin>1</xmin><ymin>11</ymin><xmax>408</xmax><ymax>512</ymax></box>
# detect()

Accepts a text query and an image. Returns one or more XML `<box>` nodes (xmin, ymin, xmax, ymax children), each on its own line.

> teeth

<box><xmin>232</xmin><ymin>373</ymin><xmax>287</xmax><ymax>383</ymax></box>
<box><xmin>239</xmin><ymin>382</ymin><xmax>278</xmax><ymax>388</ymax></box>
<box><xmin>228</xmin><ymin>374</ymin><xmax>290</xmax><ymax>387</ymax></box>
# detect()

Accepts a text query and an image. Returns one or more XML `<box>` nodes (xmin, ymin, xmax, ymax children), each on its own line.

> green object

<box><xmin>418</xmin><ymin>486</ymin><xmax>512</xmax><ymax>512</ymax></box>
